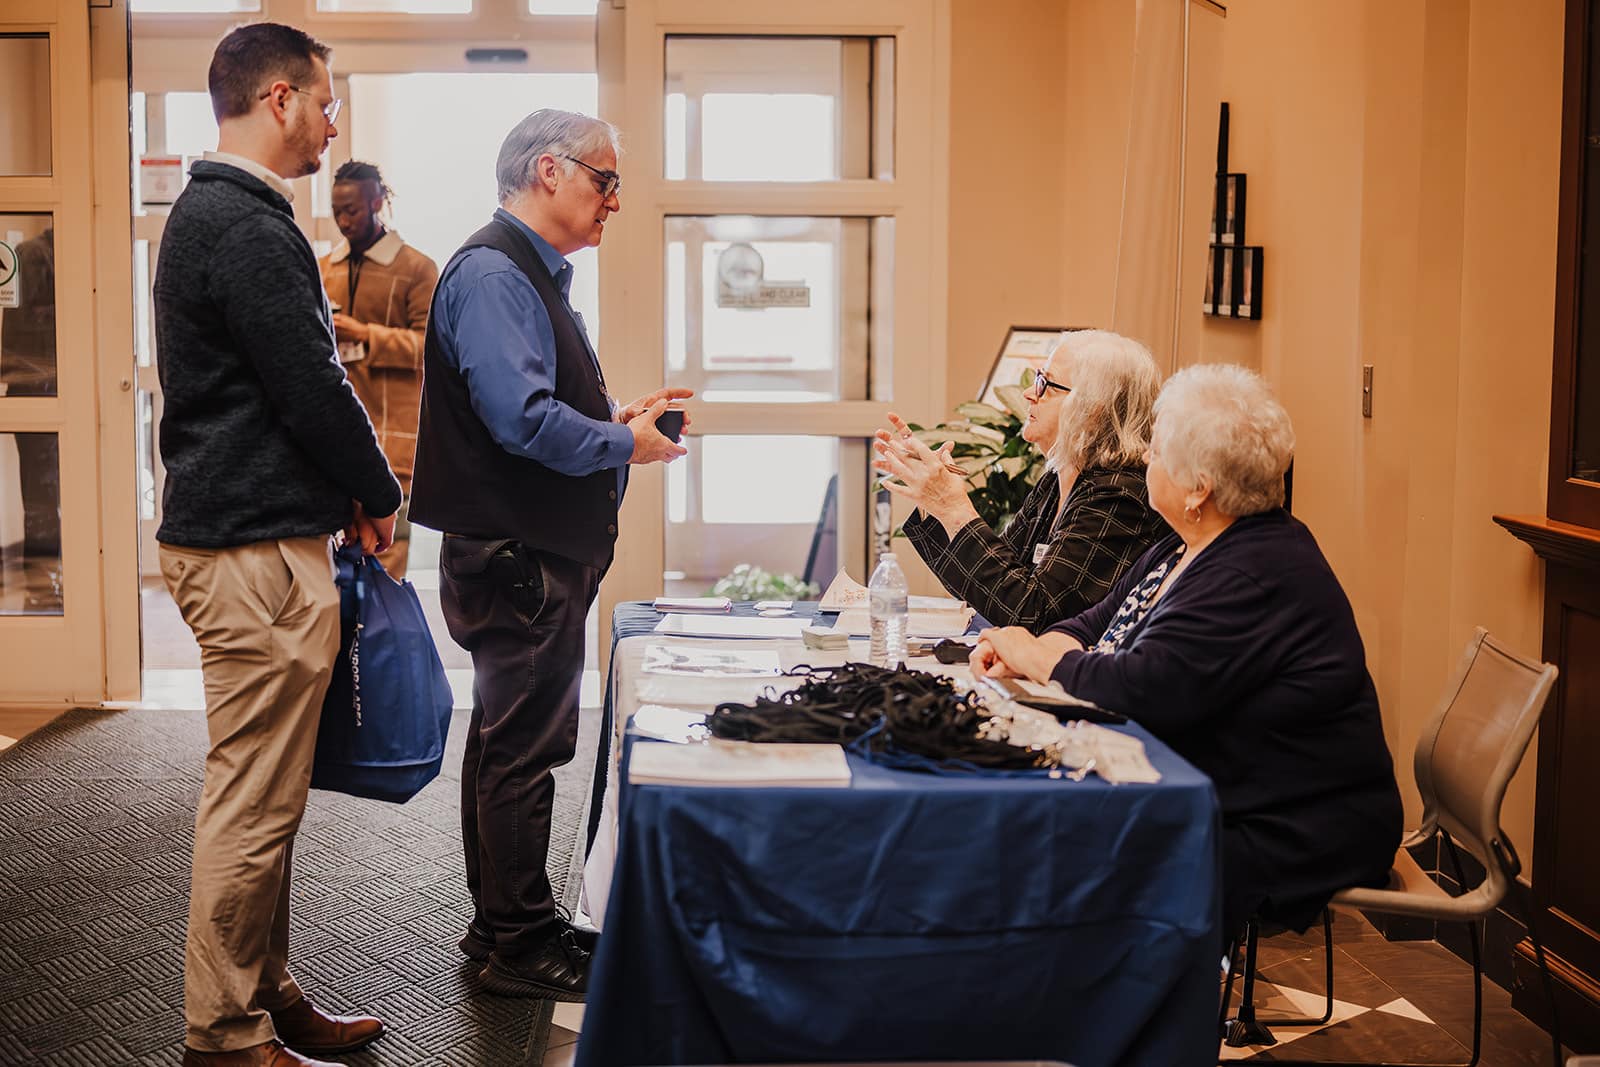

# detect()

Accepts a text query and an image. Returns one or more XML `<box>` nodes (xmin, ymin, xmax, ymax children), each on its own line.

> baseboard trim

<box><xmin>1513</xmin><ymin>938</ymin><xmax>1600</xmax><ymax>1051</ymax></box>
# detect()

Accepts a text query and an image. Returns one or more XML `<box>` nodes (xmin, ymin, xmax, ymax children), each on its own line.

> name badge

<box><xmin>337</xmin><ymin>340</ymin><xmax>367</xmax><ymax>365</ymax></box>
<box><xmin>1032</xmin><ymin>543</ymin><xmax>1049</xmax><ymax>565</ymax></box>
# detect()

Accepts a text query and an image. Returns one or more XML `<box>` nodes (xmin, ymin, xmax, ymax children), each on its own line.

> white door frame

<box><xmin>597</xmin><ymin>0</ymin><xmax>952</xmax><ymax>651</ymax></box>
<box><xmin>0</xmin><ymin>0</ymin><xmax>138</xmax><ymax>706</ymax></box>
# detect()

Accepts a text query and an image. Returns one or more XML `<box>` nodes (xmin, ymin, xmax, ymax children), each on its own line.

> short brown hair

<box><xmin>207</xmin><ymin>23</ymin><xmax>331</xmax><ymax>122</ymax></box>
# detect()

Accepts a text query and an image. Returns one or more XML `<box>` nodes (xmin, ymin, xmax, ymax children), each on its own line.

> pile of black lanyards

<box><xmin>706</xmin><ymin>662</ymin><xmax>1053</xmax><ymax>774</ymax></box>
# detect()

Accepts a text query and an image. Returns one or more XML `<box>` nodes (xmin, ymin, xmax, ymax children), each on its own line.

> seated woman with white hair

<box><xmin>874</xmin><ymin>330</ymin><xmax>1169</xmax><ymax>633</ymax></box>
<box><xmin>971</xmin><ymin>363</ymin><xmax>1402</xmax><ymax>943</ymax></box>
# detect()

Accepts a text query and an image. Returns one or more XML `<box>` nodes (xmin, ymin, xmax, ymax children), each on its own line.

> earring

<box><xmin>1184</xmin><ymin>504</ymin><xmax>1202</xmax><ymax>525</ymax></box>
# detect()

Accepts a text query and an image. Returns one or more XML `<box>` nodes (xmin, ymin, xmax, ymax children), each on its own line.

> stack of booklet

<box><xmin>817</xmin><ymin>570</ymin><xmax>976</xmax><ymax>638</ymax></box>
<box><xmin>652</xmin><ymin>596</ymin><xmax>732</xmax><ymax>613</ymax></box>
<box><xmin>629</xmin><ymin>740</ymin><xmax>851</xmax><ymax>788</ymax></box>
<box><xmin>636</xmin><ymin>643</ymin><xmax>800</xmax><ymax>707</ymax></box>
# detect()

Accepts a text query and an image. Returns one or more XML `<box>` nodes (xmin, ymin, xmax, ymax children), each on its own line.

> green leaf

<box><xmin>953</xmin><ymin>401</ymin><xmax>1012</xmax><ymax>427</ymax></box>
<box><xmin>998</xmin><ymin>455</ymin><xmax>1031</xmax><ymax>478</ymax></box>
<box><xmin>915</xmin><ymin>428</ymin><xmax>1000</xmax><ymax>447</ymax></box>
<box><xmin>994</xmin><ymin>384</ymin><xmax>1032</xmax><ymax>419</ymax></box>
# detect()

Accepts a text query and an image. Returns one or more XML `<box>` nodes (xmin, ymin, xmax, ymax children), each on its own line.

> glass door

<box><xmin>0</xmin><ymin>0</ymin><xmax>138</xmax><ymax>703</ymax></box>
<box><xmin>599</xmin><ymin>0</ymin><xmax>949</xmax><ymax>629</ymax></box>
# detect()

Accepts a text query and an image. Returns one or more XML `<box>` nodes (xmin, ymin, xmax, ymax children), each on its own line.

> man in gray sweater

<box><xmin>153</xmin><ymin>23</ymin><xmax>398</xmax><ymax>1067</ymax></box>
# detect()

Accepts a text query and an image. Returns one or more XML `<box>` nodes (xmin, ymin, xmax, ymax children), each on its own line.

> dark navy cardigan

<box><xmin>1047</xmin><ymin>509</ymin><xmax>1403</xmax><ymax>938</ymax></box>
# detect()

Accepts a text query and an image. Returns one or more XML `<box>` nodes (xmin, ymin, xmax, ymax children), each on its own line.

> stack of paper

<box><xmin>629</xmin><ymin>740</ymin><xmax>852</xmax><ymax>788</ymax></box>
<box><xmin>637</xmin><ymin>643</ymin><xmax>795</xmax><ymax>707</ymax></box>
<box><xmin>642</xmin><ymin>645</ymin><xmax>782</xmax><ymax>676</ymax></box>
<box><xmin>653</xmin><ymin>596</ymin><xmax>732</xmax><ymax>612</ymax></box>
<box><xmin>832</xmin><ymin>601</ymin><xmax>976</xmax><ymax>638</ymax></box>
<box><xmin>654</xmin><ymin>614</ymin><xmax>810</xmax><ymax>640</ymax></box>
<box><xmin>819</xmin><ymin>571</ymin><xmax>975</xmax><ymax>637</ymax></box>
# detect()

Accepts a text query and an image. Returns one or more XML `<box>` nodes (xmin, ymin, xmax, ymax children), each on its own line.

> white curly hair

<box><xmin>1150</xmin><ymin>363</ymin><xmax>1295</xmax><ymax>516</ymax></box>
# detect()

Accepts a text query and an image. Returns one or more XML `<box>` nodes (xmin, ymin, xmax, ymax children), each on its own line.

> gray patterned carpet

<box><xmin>0</xmin><ymin>701</ymin><xmax>597</xmax><ymax>1066</ymax></box>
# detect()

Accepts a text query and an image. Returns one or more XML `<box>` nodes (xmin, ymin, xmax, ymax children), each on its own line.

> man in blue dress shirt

<box><xmin>409</xmin><ymin>109</ymin><xmax>689</xmax><ymax>1001</ymax></box>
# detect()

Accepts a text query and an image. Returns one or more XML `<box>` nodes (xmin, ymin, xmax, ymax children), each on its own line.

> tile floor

<box><xmin>1225</xmin><ymin>907</ymin><xmax>1566</xmax><ymax>1065</ymax></box>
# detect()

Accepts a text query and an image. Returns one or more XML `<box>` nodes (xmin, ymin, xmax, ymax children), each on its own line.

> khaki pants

<box><xmin>159</xmin><ymin>536</ymin><xmax>341</xmax><ymax>1052</ymax></box>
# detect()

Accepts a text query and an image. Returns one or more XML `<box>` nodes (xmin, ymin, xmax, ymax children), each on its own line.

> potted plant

<box><xmin>903</xmin><ymin>370</ymin><xmax>1046</xmax><ymax>534</ymax></box>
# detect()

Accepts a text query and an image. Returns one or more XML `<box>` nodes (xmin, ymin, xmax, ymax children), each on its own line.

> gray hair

<box><xmin>1151</xmin><ymin>363</ymin><xmax>1295</xmax><ymax>517</ymax></box>
<box><xmin>1047</xmin><ymin>330</ymin><xmax>1161</xmax><ymax>473</ymax></box>
<box><xmin>495</xmin><ymin>108</ymin><xmax>621</xmax><ymax>203</ymax></box>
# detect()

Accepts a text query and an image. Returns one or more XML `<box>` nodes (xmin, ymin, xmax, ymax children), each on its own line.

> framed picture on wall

<box><xmin>978</xmin><ymin>326</ymin><xmax>1084</xmax><ymax>408</ymax></box>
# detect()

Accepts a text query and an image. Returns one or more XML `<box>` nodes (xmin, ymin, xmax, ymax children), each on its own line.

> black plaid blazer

<box><xmin>902</xmin><ymin>465</ymin><xmax>1169</xmax><ymax>634</ymax></box>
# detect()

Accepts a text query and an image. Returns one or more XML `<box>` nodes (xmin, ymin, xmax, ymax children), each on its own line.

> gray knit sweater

<box><xmin>154</xmin><ymin>161</ymin><xmax>401</xmax><ymax>548</ymax></box>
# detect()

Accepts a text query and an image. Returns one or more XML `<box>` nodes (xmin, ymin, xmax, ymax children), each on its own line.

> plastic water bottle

<box><xmin>868</xmin><ymin>550</ymin><xmax>909</xmax><ymax>668</ymax></box>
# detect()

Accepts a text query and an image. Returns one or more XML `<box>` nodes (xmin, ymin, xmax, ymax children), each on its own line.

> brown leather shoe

<box><xmin>269</xmin><ymin>996</ymin><xmax>385</xmax><ymax>1054</ymax></box>
<box><xmin>181</xmin><ymin>1039</ymin><xmax>338</xmax><ymax>1066</ymax></box>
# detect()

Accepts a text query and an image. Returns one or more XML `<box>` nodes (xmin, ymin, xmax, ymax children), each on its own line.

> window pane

<box><xmin>664</xmin><ymin>37</ymin><xmax>894</xmax><ymax>182</ymax></box>
<box><xmin>0</xmin><ymin>36</ymin><xmax>51</xmax><ymax>176</ymax></box>
<box><xmin>530</xmin><ymin>0</ymin><xmax>597</xmax><ymax>11</ymax></box>
<box><xmin>0</xmin><ymin>432</ymin><xmax>63</xmax><ymax>616</ymax></box>
<box><xmin>349</xmin><ymin>72</ymin><xmax>601</xmax><ymax>340</ymax></box>
<box><xmin>664</xmin><ymin>435</ymin><xmax>839</xmax><ymax>596</ymax></box>
<box><xmin>0</xmin><ymin>215</ymin><xmax>58</xmax><ymax>399</ymax></box>
<box><xmin>130</xmin><ymin>0</ymin><xmax>259</xmax><ymax>11</ymax></box>
<box><xmin>164</xmin><ymin>92</ymin><xmax>218</xmax><ymax>159</ymax></box>
<box><xmin>318</xmin><ymin>0</ymin><xmax>470</xmax><ymax>11</ymax></box>
<box><xmin>133</xmin><ymin>240</ymin><xmax>153</xmax><ymax>368</ymax></box>
<box><xmin>137</xmin><ymin>392</ymin><xmax>157</xmax><ymax>522</ymax></box>
<box><xmin>664</xmin><ymin>216</ymin><xmax>892</xmax><ymax>402</ymax></box>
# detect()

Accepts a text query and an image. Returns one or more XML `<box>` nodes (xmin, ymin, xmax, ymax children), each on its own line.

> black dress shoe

<box><xmin>459</xmin><ymin>921</ymin><xmax>494</xmax><ymax>962</ymax></box>
<box><xmin>557</xmin><ymin>906</ymin><xmax>600</xmax><ymax>955</ymax></box>
<box><xmin>479</xmin><ymin>934</ymin><xmax>589</xmax><ymax>1001</ymax></box>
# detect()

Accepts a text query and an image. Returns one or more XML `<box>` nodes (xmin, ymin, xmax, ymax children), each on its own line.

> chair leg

<box><xmin>1219</xmin><ymin>934</ymin><xmax>1241</xmax><ymax>1038</ymax></box>
<box><xmin>1223</xmin><ymin>919</ymin><xmax>1278</xmax><ymax>1048</ymax></box>
<box><xmin>1254</xmin><ymin>907</ymin><xmax>1337</xmax><ymax>1028</ymax></box>
<box><xmin>1442</xmin><ymin>833</ymin><xmax>1484</xmax><ymax>1067</ymax></box>
<box><xmin>1220</xmin><ymin>848</ymin><xmax>1484</xmax><ymax>1067</ymax></box>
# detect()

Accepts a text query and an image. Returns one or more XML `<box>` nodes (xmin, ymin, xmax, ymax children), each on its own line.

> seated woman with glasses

<box><xmin>970</xmin><ymin>363</ymin><xmax>1402</xmax><ymax>944</ymax></box>
<box><xmin>873</xmin><ymin>329</ymin><xmax>1169</xmax><ymax>633</ymax></box>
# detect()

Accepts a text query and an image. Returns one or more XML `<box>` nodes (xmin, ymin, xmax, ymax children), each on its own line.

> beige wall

<box><xmin>945</xmin><ymin>0</ymin><xmax>1071</xmax><ymax>407</ymax></box>
<box><xmin>947</xmin><ymin>0</ymin><xmax>1563</xmax><ymax>858</ymax></box>
<box><xmin>1184</xmin><ymin>0</ymin><xmax>1560</xmax><ymax>856</ymax></box>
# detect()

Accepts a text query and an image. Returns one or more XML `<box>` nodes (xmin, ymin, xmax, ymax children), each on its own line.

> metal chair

<box><xmin>1218</xmin><ymin>627</ymin><xmax>1563</xmax><ymax>1066</ymax></box>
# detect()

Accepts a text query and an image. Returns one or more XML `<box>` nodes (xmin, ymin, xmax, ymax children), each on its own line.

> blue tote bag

<box><xmin>312</xmin><ymin>542</ymin><xmax>454</xmax><ymax>803</ymax></box>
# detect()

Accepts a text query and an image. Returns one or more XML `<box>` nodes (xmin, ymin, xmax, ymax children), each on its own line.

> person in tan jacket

<box><xmin>319</xmin><ymin>160</ymin><xmax>439</xmax><ymax>577</ymax></box>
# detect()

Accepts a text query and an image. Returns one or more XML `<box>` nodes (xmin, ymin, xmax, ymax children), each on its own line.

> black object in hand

<box><xmin>933</xmin><ymin>639</ymin><xmax>974</xmax><ymax>664</ymax></box>
<box><xmin>657</xmin><ymin>408</ymin><xmax>685</xmax><ymax>443</ymax></box>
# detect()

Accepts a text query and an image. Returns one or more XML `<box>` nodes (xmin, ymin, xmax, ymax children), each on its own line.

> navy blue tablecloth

<box><xmin>577</xmin><ymin>604</ymin><xmax>1222</xmax><ymax>1067</ymax></box>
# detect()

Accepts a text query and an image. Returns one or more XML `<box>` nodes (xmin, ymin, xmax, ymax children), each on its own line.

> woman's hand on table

<box><xmin>971</xmin><ymin>627</ymin><xmax>1084</xmax><ymax>684</ymax></box>
<box><xmin>872</xmin><ymin>412</ymin><xmax>980</xmax><ymax>536</ymax></box>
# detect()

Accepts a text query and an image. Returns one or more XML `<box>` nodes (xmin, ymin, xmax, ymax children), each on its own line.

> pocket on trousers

<box><xmin>440</xmin><ymin>536</ymin><xmax>514</xmax><ymax>581</ymax></box>
<box><xmin>265</xmin><ymin>541</ymin><xmax>312</xmax><ymax>624</ymax></box>
<box><xmin>503</xmin><ymin>547</ymin><xmax>548</xmax><ymax>623</ymax></box>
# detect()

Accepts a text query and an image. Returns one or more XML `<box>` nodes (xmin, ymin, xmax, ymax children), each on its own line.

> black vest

<box><xmin>410</xmin><ymin>216</ymin><xmax>620</xmax><ymax>570</ymax></box>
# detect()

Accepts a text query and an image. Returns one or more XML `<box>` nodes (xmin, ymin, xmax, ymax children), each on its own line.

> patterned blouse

<box><xmin>1090</xmin><ymin>544</ymin><xmax>1185</xmax><ymax>652</ymax></box>
<box><xmin>902</xmin><ymin>465</ymin><xmax>1169</xmax><ymax>634</ymax></box>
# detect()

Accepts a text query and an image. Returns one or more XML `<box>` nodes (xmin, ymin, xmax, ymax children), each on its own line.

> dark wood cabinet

<box><xmin>1494</xmin><ymin>518</ymin><xmax>1600</xmax><ymax>1048</ymax></box>
<box><xmin>1493</xmin><ymin>0</ymin><xmax>1600</xmax><ymax>1046</ymax></box>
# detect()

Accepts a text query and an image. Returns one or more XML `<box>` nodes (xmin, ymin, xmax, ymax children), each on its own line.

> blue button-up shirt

<box><xmin>431</xmin><ymin>208</ymin><xmax>633</xmax><ymax>480</ymax></box>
